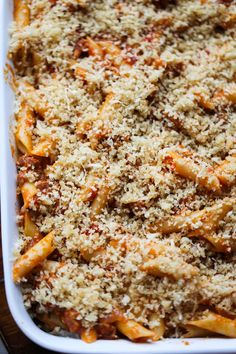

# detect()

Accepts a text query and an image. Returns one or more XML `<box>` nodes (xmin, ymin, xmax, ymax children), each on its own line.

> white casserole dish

<box><xmin>1</xmin><ymin>1</ymin><xmax>236</xmax><ymax>353</ymax></box>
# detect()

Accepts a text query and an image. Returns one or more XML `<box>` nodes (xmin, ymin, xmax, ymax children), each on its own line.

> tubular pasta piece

<box><xmin>89</xmin><ymin>93</ymin><xmax>115</xmax><ymax>148</ymax></box>
<box><xmin>97</xmin><ymin>41</ymin><xmax>123</xmax><ymax>67</ymax></box>
<box><xmin>90</xmin><ymin>183</ymin><xmax>110</xmax><ymax>219</ymax></box>
<box><xmin>14</xmin><ymin>0</ymin><xmax>30</xmax><ymax>27</ymax></box>
<box><xmin>194</xmin><ymin>93</ymin><xmax>215</xmax><ymax>111</ymax></box>
<box><xmin>152</xmin><ymin>58</ymin><xmax>166</xmax><ymax>69</ymax></box>
<box><xmin>80</xmin><ymin>246</ymin><xmax>105</xmax><ymax>262</ymax></box>
<box><xmin>116</xmin><ymin>320</ymin><xmax>155</xmax><ymax>342</ymax></box>
<box><xmin>214</xmin><ymin>89</ymin><xmax>236</xmax><ymax>105</ymax></box>
<box><xmin>31</xmin><ymin>137</ymin><xmax>55</xmax><ymax>157</ymax></box>
<box><xmin>86</xmin><ymin>37</ymin><xmax>104</xmax><ymax>58</ymax></box>
<box><xmin>23</xmin><ymin>211</ymin><xmax>42</xmax><ymax>250</ymax></box>
<box><xmin>146</xmin><ymin>242</ymin><xmax>166</xmax><ymax>257</ymax></box>
<box><xmin>149</xmin><ymin>314</ymin><xmax>165</xmax><ymax>341</ymax></box>
<box><xmin>21</xmin><ymin>182</ymin><xmax>37</xmax><ymax>208</ymax></box>
<box><xmin>149</xmin><ymin>209</ymin><xmax>205</xmax><ymax>234</ymax></box>
<box><xmin>197</xmin><ymin>233</ymin><xmax>232</xmax><ymax>253</ymax></box>
<box><xmin>98</xmin><ymin>41</ymin><xmax>121</xmax><ymax>58</ymax></box>
<box><xmin>13</xmin><ymin>231</ymin><xmax>55</xmax><ymax>282</ymax></box>
<box><xmin>141</xmin><ymin>255</ymin><xmax>199</xmax><ymax>280</ymax></box>
<box><xmin>151</xmin><ymin>198</ymin><xmax>233</xmax><ymax>234</ymax></box>
<box><xmin>77</xmin><ymin>38</ymin><xmax>129</xmax><ymax>71</ymax></box>
<box><xmin>100</xmin><ymin>309</ymin><xmax>126</xmax><ymax>324</ymax></box>
<box><xmin>77</xmin><ymin>118</ymin><xmax>92</xmax><ymax>139</ymax></box>
<box><xmin>215</xmin><ymin>156</ymin><xmax>236</xmax><ymax>186</ymax></box>
<box><xmin>167</xmin><ymin>151</ymin><xmax>221</xmax><ymax>192</ymax></box>
<box><xmin>188</xmin><ymin>198</ymin><xmax>234</xmax><ymax>251</ymax></box>
<box><xmin>33</xmin><ymin>52</ymin><xmax>43</xmax><ymax>66</ymax></box>
<box><xmin>225</xmin><ymin>90</ymin><xmax>236</xmax><ymax>104</ymax></box>
<box><xmin>19</xmin><ymin>81</ymin><xmax>53</xmax><ymax>120</ymax></box>
<box><xmin>74</xmin><ymin>66</ymin><xmax>88</xmax><ymax>80</ymax></box>
<box><xmin>184</xmin><ymin>324</ymin><xmax>214</xmax><ymax>338</ymax></box>
<box><xmin>150</xmin><ymin>198</ymin><xmax>234</xmax><ymax>252</ymax></box>
<box><xmin>194</xmin><ymin>199</ymin><xmax>233</xmax><ymax>234</ymax></box>
<box><xmin>84</xmin><ymin>39</ymin><xmax>124</xmax><ymax>67</ymax></box>
<box><xmin>81</xmin><ymin>327</ymin><xmax>98</xmax><ymax>343</ymax></box>
<box><xmin>78</xmin><ymin>174</ymin><xmax>98</xmax><ymax>203</ymax></box>
<box><xmin>97</xmin><ymin>93</ymin><xmax>115</xmax><ymax>122</ymax></box>
<box><xmin>188</xmin><ymin>311</ymin><xmax>236</xmax><ymax>338</ymax></box>
<box><xmin>15</xmin><ymin>102</ymin><xmax>34</xmax><ymax>154</ymax></box>
<box><xmin>24</xmin><ymin>211</ymin><xmax>41</xmax><ymax>238</ymax></box>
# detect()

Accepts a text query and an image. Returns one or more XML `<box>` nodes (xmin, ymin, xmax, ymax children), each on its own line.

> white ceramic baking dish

<box><xmin>1</xmin><ymin>1</ymin><xmax>236</xmax><ymax>353</ymax></box>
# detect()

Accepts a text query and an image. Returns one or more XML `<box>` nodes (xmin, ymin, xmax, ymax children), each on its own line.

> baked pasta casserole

<box><xmin>9</xmin><ymin>0</ymin><xmax>236</xmax><ymax>343</ymax></box>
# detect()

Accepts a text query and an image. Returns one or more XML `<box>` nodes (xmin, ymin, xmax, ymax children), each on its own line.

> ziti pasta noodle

<box><xmin>9</xmin><ymin>0</ymin><xmax>236</xmax><ymax>344</ymax></box>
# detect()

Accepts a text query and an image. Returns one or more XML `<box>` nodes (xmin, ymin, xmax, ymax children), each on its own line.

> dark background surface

<box><xmin>0</xmin><ymin>233</ymin><xmax>55</xmax><ymax>354</ymax></box>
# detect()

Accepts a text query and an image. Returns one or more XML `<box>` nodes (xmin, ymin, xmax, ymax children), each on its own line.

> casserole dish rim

<box><xmin>1</xmin><ymin>1</ymin><xmax>236</xmax><ymax>352</ymax></box>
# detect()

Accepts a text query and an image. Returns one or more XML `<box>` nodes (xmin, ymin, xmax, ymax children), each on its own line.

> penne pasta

<box><xmin>198</xmin><ymin>198</ymin><xmax>232</xmax><ymax>234</ymax></box>
<box><xmin>32</xmin><ymin>52</ymin><xmax>43</xmax><ymax>67</ymax></box>
<box><xmin>15</xmin><ymin>101</ymin><xmax>34</xmax><ymax>154</ymax></box>
<box><xmin>151</xmin><ymin>198</ymin><xmax>232</xmax><ymax>234</ymax></box>
<box><xmin>167</xmin><ymin>151</ymin><xmax>221</xmax><ymax>192</ymax></box>
<box><xmin>149</xmin><ymin>314</ymin><xmax>165</xmax><ymax>341</ymax></box>
<box><xmin>89</xmin><ymin>93</ymin><xmax>115</xmax><ymax>148</ymax></box>
<box><xmin>194</xmin><ymin>92</ymin><xmax>215</xmax><ymax>111</ymax></box>
<box><xmin>81</xmin><ymin>327</ymin><xmax>98</xmax><ymax>343</ymax></box>
<box><xmin>78</xmin><ymin>173</ymin><xmax>98</xmax><ymax>203</ymax></box>
<box><xmin>188</xmin><ymin>311</ymin><xmax>236</xmax><ymax>338</ymax></box>
<box><xmin>31</xmin><ymin>136</ymin><xmax>55</xmax><ymax>157</ymax></box>
<box><xmin>76</xmin><ymin>93</ymin><xmax>116</xmax><ymax>148</ymax></box>
<box><xmin>149</xmin><ymin>198</ymin><xmax>234</xmax><ymax>252</ymax></box>
<box><xmin>80</xmin><ymin>246</ymin><xmax>105</xmax><ymax>262</ymax></box>
<box><xmin>98</xmin><ymin>41</ymin><xmax>121</xmax><ymax>58</ymax></box>
<box><xmin>90</xmin><ymin>183</ymin><xmax>110</xmax><ymax>219</ymax></box>
<box><xmin>184</xmin><ymin>324</ymin><xmax>214</xmax><ymax>338</ymax></box>
<box><xmin>76</xmin><ymin>118</ymin><xmax>92</xmax><ymax>139</ymax></box>
<box><xmin>23</xmin><ymin>211</ymin><xmax>43</xmax><ymax>250</ymax></box>
<box><xmin>98</xmin><ymin>40</ymin><xmax>123</xmax><ymax>67</ymax></box>
<box><xmin>74</xmin><ymin>66</ymin><xmax>88</xmax><ymax>80</ymax></box>
<box><xmin>16</xmin><ymin>99</ymin><xmax>55</xmax><ymax>157</ymax></box>
<box><xmin>21</xmin><ymin>182</ymin><xmax>38</xmax><ymax>209</ymax></box>
<box><xmin>213</xmin><ymin>88</ymin><xmax>236</xmax><ymax>105</ymax></box>
<box><xmin>116</xmin><ymin>320</ymin><xmax>155</xmax><ymax>341</ymax></box>
<box><xmin>13</xmin><ymin>231</ymin><xmax>55</xmax><ymax>282</ymax></box>
<box><xmin>73</xmin><ymin>37</ymin><xmax>131</xmax><ymax>72</ymax></box>
<box><xmin>19</xmin><ymin>81</ymin><xmax>54</xmax><ymax>120</ymax></box>
<box><xmin>86</xmin><ymin>37</ymin><xmax>104</xmax><ymax>58</ymax></box>
<box><xmin>200</xmin><ymin>233</ymin><xmax>233</xmax><ymax>253</ymax></box>
<box><xmin>215</xmin><ymin>155</ymin><xmax>236</xmax><ymax>186</ymax></box>
<box><xmin>97</xmin><ymin>93</ymin><xmax>115</xmax><ymax>122</ymax></box>
<box><xmin>24</xmin><ymin>211</ymin><xmax>41</xmax><ymax>238</ymax></box>
<box><xmin>14</xmin><ymin>0</ymin><xmax>30</xmax><ymax>27</ymax></box>
<box><xmin>141</xmin><ymin>255</ymin><xmax>199</xmax><ymax>280</ymax></box>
